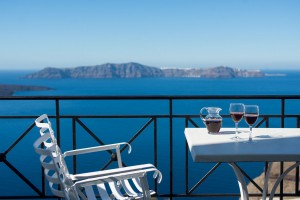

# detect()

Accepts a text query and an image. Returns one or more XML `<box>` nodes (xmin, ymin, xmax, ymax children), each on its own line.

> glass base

<box><xmin>246</xmin><ymin>137</ymin><xmax>257</xmax><ymax>143</ymax></box>
<box><xmin>231</xmin><ymin>135</ymin><xmax>242</xmax><ymax>141</ymax></box>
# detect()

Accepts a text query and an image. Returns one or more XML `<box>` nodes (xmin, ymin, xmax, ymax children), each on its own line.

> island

<box><xmin>24</xmin><ymin>62</ymin><xmax>265</xmax><ymax>79</ymax></box>
<box><xmin>0</xmin><ymin>84</ymin><xmax>51</xmax><ymax>96</ymax></box>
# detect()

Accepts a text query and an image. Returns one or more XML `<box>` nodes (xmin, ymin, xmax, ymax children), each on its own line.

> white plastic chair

<box><xmin>34</xmin><ymin>114</ymin><xmax>162</xmax><ymax>200</ymax></box>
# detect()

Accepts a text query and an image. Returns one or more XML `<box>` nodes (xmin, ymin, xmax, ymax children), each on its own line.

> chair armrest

<box><xmin>63</xmin><ymin>142</ymin><xmax>131</xmax><ymax>157</ymax></box>
<box><xmin>71</xmin><ymin>163</ymin><xmax>162</xmax><ymax>183</ymax></box>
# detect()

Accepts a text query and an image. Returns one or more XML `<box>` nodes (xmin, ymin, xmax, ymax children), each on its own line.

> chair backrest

<box><xmin>35</xmin><ymin>114</ymin><xmax>57</xmax><ymax>145</ymax></box>
<box><xmin>34</xmin><ymin>114</ymin><xmax>79</xmax><ymax>199</ymax></box>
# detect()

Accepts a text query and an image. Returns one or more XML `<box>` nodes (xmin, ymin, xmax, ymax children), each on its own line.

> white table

<box><xmin>185</xmin><ymin>128</ymin><xmax>300</xmax><ymax>200</ymax></box>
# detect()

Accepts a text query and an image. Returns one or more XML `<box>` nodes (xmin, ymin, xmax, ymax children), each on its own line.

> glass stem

<box><xmin>235</xmin><ymin>122</ymin><xmax>238</xmax><ymax>138</ymax></box>
<box><xmin>249</xmin><ymin>126</ymin><xmax>253</xmax><ymax>141</ymax></box>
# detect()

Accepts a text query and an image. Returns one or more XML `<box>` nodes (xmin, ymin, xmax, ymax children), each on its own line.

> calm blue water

<box><xmin>1</xmin><ymin>69</ymin><xmax>300</xmax><ymax>199</ymax></box>
<box><xmin>1</xmin><ymin>70</ymin><xmax>300</xmax><ymax>96</ymax></box>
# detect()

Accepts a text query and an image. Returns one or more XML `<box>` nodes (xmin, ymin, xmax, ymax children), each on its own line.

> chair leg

<box><xmin>139</xmin><ymin>174</ymin><xmax>151</xmax><ymax>200</ymax></box>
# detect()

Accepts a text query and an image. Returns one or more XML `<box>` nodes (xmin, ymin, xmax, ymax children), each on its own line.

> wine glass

<box><xmin>229</xmin><ymin>103</ymin><xmax>245</xmax><ymax>140</ymax></box>
<box><xmin>244</xmin><ymin>105</ymin><xmax>259</xmax><ymax>142</ymax></box>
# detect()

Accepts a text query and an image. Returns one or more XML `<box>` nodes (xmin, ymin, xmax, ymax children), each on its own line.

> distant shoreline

<box><xmin>0</xmin><ymin>84</ymin><xmax>51</xmax><ymax>96</ymax></box>
<box><xmin>265</xmin><ymin>73</ymin><xmax>287</xmax><ymax>77</ymax></box>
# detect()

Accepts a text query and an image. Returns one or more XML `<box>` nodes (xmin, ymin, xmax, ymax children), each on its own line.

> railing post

<box><xmin>280</xmin><ymin>98</ymin><xmax>285</xmax><ymax>200</ymax></box>
<box><xmin>185</xmin><ymin>117</ymin><xmax>189</xmax><ymax>195</ymax></box>
<box><xmin>55</xmin><ymin>98</ymin><xmax>61</xmax><ymax>200</ymax></box>
<box><xmin>281</xmin><ymin>98</ymin><xmax>285</xmax><ymax>128</ymax></box>
<box><xmin>169</xmin><ymin>98</ymin><xmax>173</xmax><ymax>200</ymax></box>
<box><xmin>55</xmin><ymin>98</ymin><xmax>61</xmax><ymax>146</ymax></box>
<box><xmin>72</xmin><ymin>117</ymin><xmax>77</xmax><ymax>174</ymax></box>
<box><xmin>153</xmin><ymin>117</ymin><xmax>158</xmax><ymax>192</ymax></box>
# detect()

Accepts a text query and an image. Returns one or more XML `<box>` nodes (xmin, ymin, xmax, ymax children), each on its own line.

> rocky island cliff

<box><xmin>0</xmin><ymin>84</ymin><xmax>51</xmax><ymax>96</ymax></box>
<box><xmin>25</xmin><ymin>62</ymin><xmax>265</xmax><ymax>79</ymax></box>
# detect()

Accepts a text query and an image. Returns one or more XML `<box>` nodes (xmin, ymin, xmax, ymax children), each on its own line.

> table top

<box><xmin>185</xmin><ymin>128</ymin><xmax>300</xmax><ymax>162</ymax></box>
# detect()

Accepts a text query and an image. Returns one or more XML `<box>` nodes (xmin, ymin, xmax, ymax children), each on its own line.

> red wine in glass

<box><xmin>229</xmin><ymin>103</ymin><xmax>245</xmax><ymax>140</ymax></box>
<box><xmin>230</xmin><ymin>112</ymin><xmax>244</xmax><ymax>122</ymax></box>
<box><xmin>244</xmin><ymin>105</ymin><xmax>259</xmax><ymax>142</ymax></box>
<box><xmin>244</xmin><ymin>114</ymin><xmax>258</xmax><ymax>125</ymax></box>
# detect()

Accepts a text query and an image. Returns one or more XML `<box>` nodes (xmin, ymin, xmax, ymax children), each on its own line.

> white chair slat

<box><xmin>120</xmin><ymin>180</ymin><xmax>140</xmax><ymax>197</ymax></box>
<box><xmin>84</xmin><ymin>186</ymin><xmax>97</xmax><ymax>200</ymax></box>
<box><xmin>96</xmin><ymin>183</ymin><xmax>112</xmax><ymax>200</ymax></box>
<box><xmin>108</xmin><ymin>182</ymin><xmax>130</xmax><ymax>200</ymax></box>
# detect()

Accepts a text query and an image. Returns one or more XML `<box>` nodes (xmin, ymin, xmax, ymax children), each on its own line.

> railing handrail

<box><xmin>1</xmin><ymin>94</ymin><xmax>300</xmax><ymax>100</ymax></box>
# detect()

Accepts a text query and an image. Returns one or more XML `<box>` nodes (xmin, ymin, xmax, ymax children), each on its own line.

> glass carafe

<box><xmin>200</xmin><ymin>107</ymin><xmax>222</xmax><ymax>133</ymax></box>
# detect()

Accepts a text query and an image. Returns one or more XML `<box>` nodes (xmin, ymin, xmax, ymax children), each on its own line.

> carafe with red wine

<box><xmin>200</xmin><ymin>107</ymin><xmax>222</xmax><ymax>133</ymax></box>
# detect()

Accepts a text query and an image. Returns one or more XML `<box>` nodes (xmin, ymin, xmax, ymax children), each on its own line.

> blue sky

<box><xmin>1</xmin><ymin>0</ymin><xmax>300</xmax><ymax>70</ymax></box>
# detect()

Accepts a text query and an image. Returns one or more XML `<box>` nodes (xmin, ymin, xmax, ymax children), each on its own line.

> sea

<box><xmin>1</xmin><ymin>69</ymin><xmax>300</xmax><ymax>199</ymax></box>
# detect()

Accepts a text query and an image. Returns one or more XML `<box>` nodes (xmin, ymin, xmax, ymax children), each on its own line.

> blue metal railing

<box><xmin>1</xmin><ymin>95</ymin><xmax>300</xmax><ymax>199</ymax></box>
